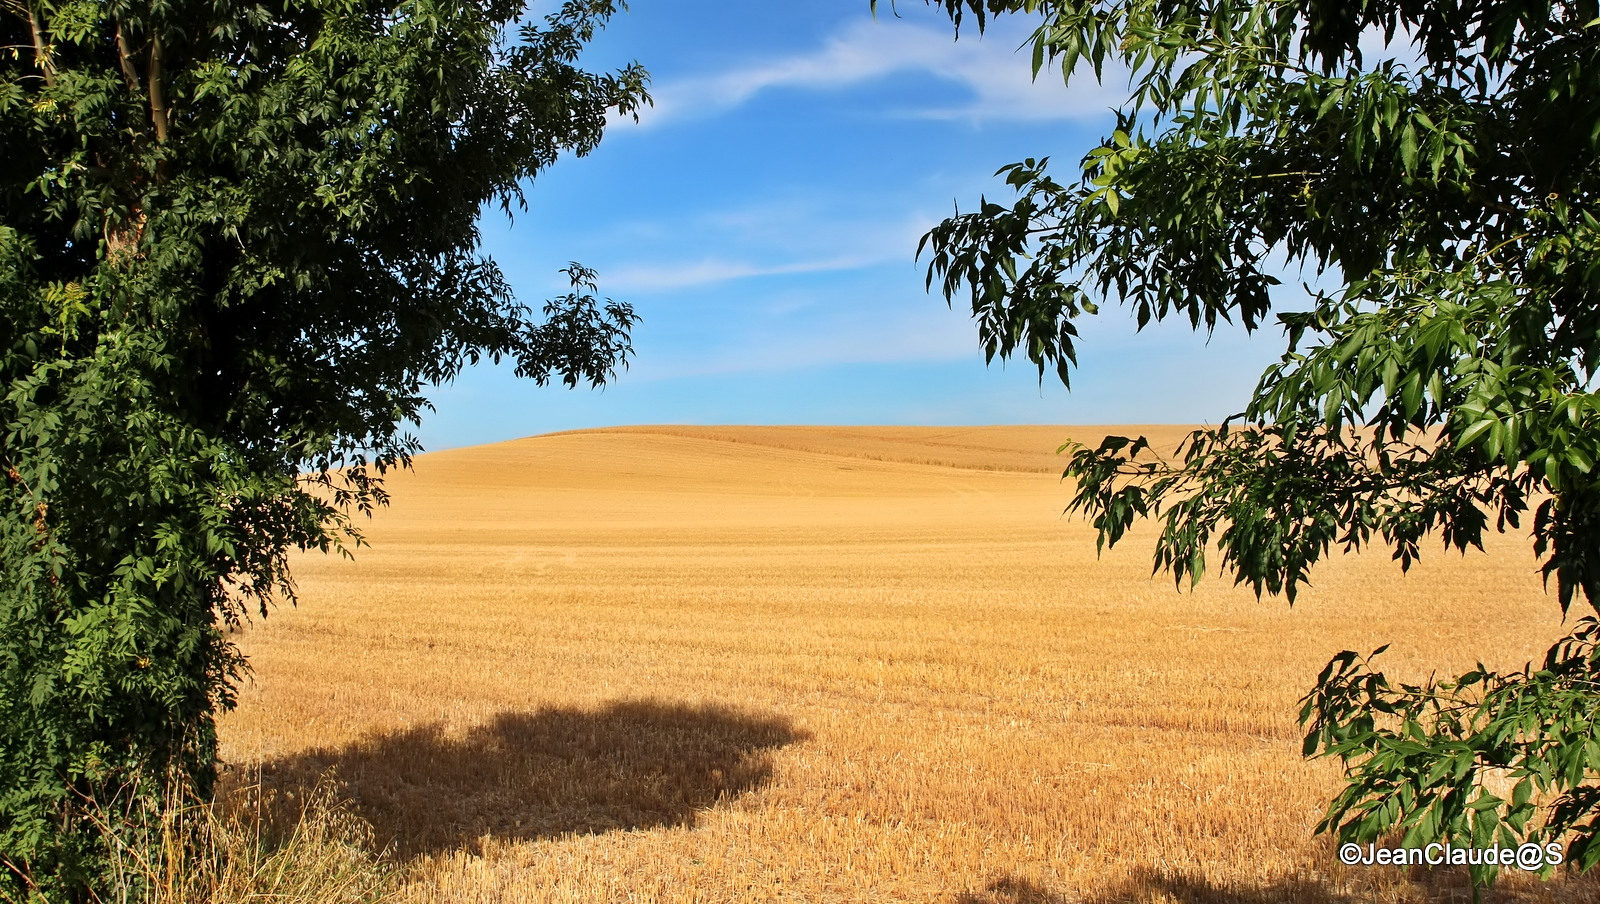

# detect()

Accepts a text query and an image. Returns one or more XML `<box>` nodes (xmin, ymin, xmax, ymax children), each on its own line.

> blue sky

<box><xmin>420</xmin><ymin>0</ymin><xmax>1301</xmax><ymax>450</ymax></box>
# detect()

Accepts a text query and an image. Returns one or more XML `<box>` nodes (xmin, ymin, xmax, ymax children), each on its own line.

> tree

<box><xmin>897</xmin><ymin>0</ymin><xmax>1600</xmax><ymax>891</ymax></box>
<box><xmin>0</xmin><ymin>0</ymin><xmax>645</xmax><ymax>895</ymax></box>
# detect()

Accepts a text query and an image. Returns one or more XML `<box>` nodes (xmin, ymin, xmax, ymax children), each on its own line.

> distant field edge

<box><xmin>466</xmin><ymin>424</ymin><xmax>1206</xmax><ymax>474</ymax></box>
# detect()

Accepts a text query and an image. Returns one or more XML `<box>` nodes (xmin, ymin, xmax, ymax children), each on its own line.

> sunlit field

<box><xmin>218</xmin><ymin>426</ymin><xmax>1596</xmax><ymax>903</ymax></box>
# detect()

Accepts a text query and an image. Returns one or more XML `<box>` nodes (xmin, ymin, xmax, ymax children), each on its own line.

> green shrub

<box><xmin>0</xmin><ymin>1</ymin><xmax>646</xmax><ymax>896</ymax></box>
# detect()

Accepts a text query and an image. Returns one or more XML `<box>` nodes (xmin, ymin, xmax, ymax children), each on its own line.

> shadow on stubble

<box><xmin>956</xmin><ymin>865</ymin><xmax>1598</xmax><ymax>904</ymax></box>
<box><xmin>243</xmin><ymin>699</ymin><xmax>804</xmax><ymax>859</ymax></box>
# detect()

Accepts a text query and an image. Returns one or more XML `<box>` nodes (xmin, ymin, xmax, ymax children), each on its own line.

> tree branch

<box><xmin>26</xmin><ymin>1</ymin><xmax>53</xmax><ymax>86</ymax></box>
<box><xmin>147</xmin><ymin>32</ymin><xmax>168</xmax><ymax>143</ymax></box>
<box><xmin>116</xmin><ymin>22</ymin><xmax>140</xmax><ymax>92</ymax></box>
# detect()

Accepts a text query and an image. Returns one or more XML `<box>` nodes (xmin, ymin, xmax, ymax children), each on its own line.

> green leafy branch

<box><xmin>1301</xmin><ymin>619</ymin><xmax>1600</xmax><ymax>886</ymax></box>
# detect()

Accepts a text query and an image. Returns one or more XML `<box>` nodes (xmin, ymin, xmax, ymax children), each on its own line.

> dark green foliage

<box><xmin>1301</xmin><ymin>622</ymin><xmax>1600</xmax><ymax>887</ymax></box>
<box><xmin>0</xmin><ymin>0</ymin><xmax>645</xmax><ymax>896</ymax></box>
<box><xmin>899</xmin><ymin>0</ymin><xmax>1600</xmax><ymax>889</ymax></box>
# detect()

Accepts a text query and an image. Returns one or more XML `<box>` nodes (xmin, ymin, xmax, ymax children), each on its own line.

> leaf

<box><xmin>1400</xmin><ymin>122</ymin><xmax>1419</xmax><ymax>174</ymax></box>
<box><xmin>1457</xmin><ymin>418</ymin><xmax>1495</xmax><ymax>448</ymax></box>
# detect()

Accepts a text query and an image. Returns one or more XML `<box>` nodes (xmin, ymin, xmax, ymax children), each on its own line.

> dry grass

<box><xmin>218</xmin><ymin>425</ymin><xmax>1596</xmax><ymax>903</ymax></box>
<box><xmin>85</xmin><ymin>780</ymin><xmax>394</xmax><ymax>904</ymax></box>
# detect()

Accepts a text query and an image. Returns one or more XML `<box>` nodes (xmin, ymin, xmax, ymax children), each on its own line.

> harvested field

<box><xmin>218</xmin><ymin>425</ymin><xmax>1593</xmax><ymax>903</ymax></box>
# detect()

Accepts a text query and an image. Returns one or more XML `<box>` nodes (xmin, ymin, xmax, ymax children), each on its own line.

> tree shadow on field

<box><xmin>955</xmin><ymin>866</ymin><xmax>1600</xmax><ymax>904</ymax></box>
<box><xmin>953</xmin><ymin>875</ymin><xmax>1074</xmax><ymax>904</ymax></box>
<box><xmin>957</xmin><ymin>872</ymin><xmax>1355</xmax><ymax>904</ymax></box>
<box><xmin>250</xmin><ymin>700</ymin><xmax>804</xmax><ymax>858</ymax></box>
<box><xmin>1064</xmin><ymin>870</ymin><xmax>1359</xmax><ymax>904</ymax></box>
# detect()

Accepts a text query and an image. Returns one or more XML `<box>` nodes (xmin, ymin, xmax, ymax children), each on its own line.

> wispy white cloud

<box><xmin>604</xmin><ymin>253</ymin><xmax>886</xmax><ymax>292</ymax></box>
<box><xmin>590</xmin><ymin>202</ymin><xmax>979</xmax><ymax>378</ymax></box>
<box><xmin>633</xmin><ymin>17</ymin><xmax>1131</xmax><ymax>128</ymax></box>
<box><xmin>597</xmin><ymin>203</ymin><xmax>940</xmax><ymax>292</ymax></box>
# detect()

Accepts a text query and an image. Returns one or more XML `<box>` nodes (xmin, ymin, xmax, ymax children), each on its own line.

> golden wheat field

<box><xmin>217</xmin><ymin>425</ymin><xmax>1597</xmax><ymax>903</ymax></box>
